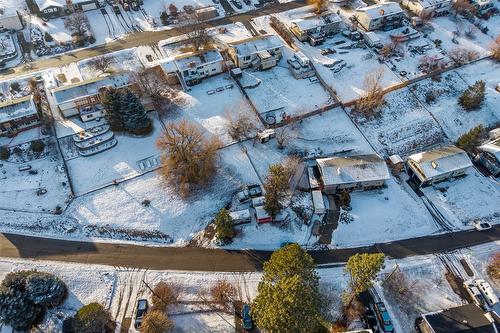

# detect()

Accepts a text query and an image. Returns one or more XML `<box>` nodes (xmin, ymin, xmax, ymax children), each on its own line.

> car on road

<box><xmin>112</xmin><ymin>4</ymin><xmax>120</xmax><ymax>13</ymax></box>
<box><xmin>374</xmin><ymin>302</ymin><xmax>394</xmax><ymax>333</ymax></box>
<box><xmin>134</xmin><ymin>299</ymin><xmax>148</xmax><ymax>329</ymax></box>
<box><xmin>473</xmin><ymin>220</ymin><xmax>492</xmax><ymax>231</ymax></box>
<box><xmin>241</xmin><ymin>303</ymin><xmax>252</xmax><ymax>330</ymax></box>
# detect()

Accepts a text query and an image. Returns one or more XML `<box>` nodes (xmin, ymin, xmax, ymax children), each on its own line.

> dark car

<box><xmin>112</xmin><ymin>4</ymin><xmax>120</xmax><ymax>13</ymax></box>
<box><xmin>374</xmin><ymin>302</ymin><xmax>394</xmax><ymax>333</ymax></box>
<box><xmin>134</xmin><ymin>299</ymin><xmax>148</xmax><ymax>329</ymax></box>
<box><xmin>241</xmin><ymin>303</ymin><xmax>252</xmax><ymax>330</ymax></box>
<box><xmin>247</xmin><ymin>184</ymin><xmax>262</xmax><ymax>198</ymax></box>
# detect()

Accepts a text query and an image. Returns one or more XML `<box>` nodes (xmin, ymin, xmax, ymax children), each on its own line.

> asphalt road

<box><xmin>0</xmin><ymin>0</ymin><xmax>306</xmax><ymax>80</ymax></box>
<box><xmin>0</xmin><ymin>225</ymin><xmax>498</xmax><ymax>271</ymax></box>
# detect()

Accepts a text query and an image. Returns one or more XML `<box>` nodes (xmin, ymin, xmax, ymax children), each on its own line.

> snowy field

<box><xmin>161</xmin><ymin>74</ymin><xmax>260</xmax><ymax>146</ymax></box>
<box><xmin>349</xmin><ymin>87</ymin><xmax>447</xmax><ymax>157</ymax></box>
<box><xmin>410</xmin><ymin>65</ymin><xmax>500</xmax><ymax>141</ymax></box>
<box><xmin>77</xmin><ymin>49</ymin><xmax>144</xmax><ymax>80</ymax></box>
<box><xmin>332</xmin><ymin>178</ymin><xmax>439</xmax><ymax>248</ymax></box>
<box><xmin>421</xmin><ymin>170</ymin><xmax>500</xmax><ymax>228</ymax></box>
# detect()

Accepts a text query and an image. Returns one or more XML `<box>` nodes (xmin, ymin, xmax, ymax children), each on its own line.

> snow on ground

<box><xmin>161</xmin><ymin>74</ymin><xmax>260</xmax><ymax>146</ymax></box>
<box><xmin>77</xmin><ymin>48</ymin><xmax>143</xmax><ymax>80</ymax></box>
<box><xmin>211</xmin><ymin>22</ymin><xmax>254</xmax><ymax>44</ymax></box>
<box><xmin>410</xmin><ymin>66</ymin><xmax>500</xmax><ymax>141</ymax></box>
<box><xmin>0</xmin><ymin>127</ymin><xmax>46</xmax><ymax>147</ymax></box>
<box><xmin>421</xmin><ymin>170</ymin><xmax>500</xmax><ymax>228</ymax></box>
<box><xmin>332</xmin><ymin>178</ymin><xmax>439</xmax><ymax>248</ymax></box>
<box><xmin>30</xmin><ymin>16</ymin><xmax>74</xmax><ymax>44</ymax></box>
<box><xmin>349</xmin><ymin>86</ymin><xmax>447</xmax><ymax>157</ymax></box>
<box><xmin>0</xmin><ymin>138</ymin><xmax>71</xmax><ymax>213</ymax></box>
<box><xmin>64</xmin><ymin>112</ymin><xmax>162</xmax><ymax>195</ymax></box>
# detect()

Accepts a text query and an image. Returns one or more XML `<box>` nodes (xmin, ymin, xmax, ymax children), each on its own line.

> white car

<box><xmin>473</xmin><ymin>220</ymin><xmax>492</xmax><ymax>231</ymax></box>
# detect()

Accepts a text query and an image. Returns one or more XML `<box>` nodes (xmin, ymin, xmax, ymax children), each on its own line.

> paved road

<box><xmin>0</xmin><ymin>225</ymin><xmax>499</xmax><ymax>271</ymax></box>
<box><xmin>0</xmin><ymin>0</ymin><xmax>306</xmax><ymax>80</ymax></box>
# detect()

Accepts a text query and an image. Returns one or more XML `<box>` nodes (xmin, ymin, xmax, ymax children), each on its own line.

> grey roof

<box><xmin>317</xmin><ymin>154</ymin><xmax>390</xmax><ymax>186</ymax></box>
<box><xmin>479</xmin><ymin>137</ymin><xmax>500</xmax><ymax>162</ymax></box>
<box><xmin>0</xmin><ymin>95</ymin><xmax>37</xmax><ymax>123</ymax></box>
<box><xmin>230</xmin><ymin>35</ymin><xmax>283</xmax><ymax>56</ymax></box>
<box><xmin>408</xmin><ymin>145</ymin><xmax>472</xmax><ymax>180</ymax></box>
<box><xmin>355</xmin><ymin>2</ymin><xmax>403</xmax><ymax>18</ymax></box>
<box><xmin>423</xmin><ymin>304</ymin><xmax>496</xmax><ymax>333</ymax></box>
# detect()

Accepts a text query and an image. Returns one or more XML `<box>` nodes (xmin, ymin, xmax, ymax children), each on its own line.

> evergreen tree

<box><xmin>0</xmin><ymin>289</ymin><xmax>42</xmax><ymax>330</ymax></box>
<box><xmin>214</xmin><ymin>208</ymin><xmax>235</xmax><ymax>243</ymax></box>
<box><xmin>459</xmin><ymin>80</ymin><xmax>486</xmax><ymax>111</ymax></box>
<box><xmin>101</xmin><ymin>88</ymin><xmax>124</xmax><ymax>131</ymax></box>
<box><xmin>140</xmin><ymin>311</ymin><xmax>174</xmax><ymax>333</ymax></box>
<box><xmin>69</xmin><ymin>303</ymin><xmax>115</xmax><ymax>333</ymax></box>
<box><xmin>26</xmin><ymin>272</ymin><xmax>67</xmax><ymax>307</ymax></box>
<box><xmin>345</xmin><ymin>253</ymin><xmax>385</xmax><ymax>297</ymax></box>
<box><xmin>120</xmin><ymin>89</ymin><xmax>151</xmax><ymax>134</ymax></box>
<box><xmin>263</xmin><ymin>164</ymin><xmax>289</xmax><ymax>220</ymax></box>
<box><xmin>252</xmin><ymin>244</ymin><xmax>322</xmax><ymax>332</ymax></box>
<box><xmin>456</xmin><ymin>125</ymin><xmax>485</xmax><ymax>153</ymax></box>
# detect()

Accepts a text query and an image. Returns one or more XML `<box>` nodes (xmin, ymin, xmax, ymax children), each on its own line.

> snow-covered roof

<box><xmin>291</xmin><ymin>12</ymin><xmax>342</xmax><ymax>32</ymax></box>
<box><xmin>405</xmin><ymin>0</ymin><xmax>451</xmax><ymax>9</ymax></box>
<box><xmin>174</xmin><ymin>49</ymin><xmax>223</xmax><ymax>71</ymax></box>
<box><xmin>408</xmin><ymin>145</ymin><xmax>472</xmax><ymax>180</ymax></box>
<box><xmin>355</xmin><ymin>2</ymin><xmax>403</xmax><ymax>18</ymax></box>
<box><xmin>479</xmin><ymin>137</ymin><xmax>500</xmax><ymax>162</ymax></box>
<box><xmin>230</xmin><ymin>35</ymin><xmax>283</xmax><ymax>57</ymax></box>
<box><xmin>0</xmin><ymin>0</ymin><xmax>25</xmax><ymax>17</ymax></box>
<box><xmin>35</xmin><ymin>0</ymin><xmax>64</xmax><ymax>10</ymax></box>
<box><xmin>0</xmin><ymin>95</ymin><xmax>36</xmax><ymax>123</ymax></box>
<box><xmin>53</xmin><ymin>74</ymin><xmax>130</xmax><ymax>104</ymax></box>
<box><xmin>317</xmin><ymin>154</ymin><xmax>390</xmax><ymax>186</ymax></box>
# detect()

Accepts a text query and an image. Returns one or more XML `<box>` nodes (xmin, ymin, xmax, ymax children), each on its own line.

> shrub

<box><xmin>151</xmin><ymin>281</ymin><xmax>182</xmax><ymax>312</ymax></box>
<box><xmin>87</xmin><ymin>35</ymin><xmax>96</xmax><ymax>44</ymax></box>
<box><xmin>487</xmin><ymin>253</ymin><xmax>500</xmax><ymax>281</ymax></box>
<box><xmin>69</xmin><ymin>303</ymin><xmax>115</xmax><ymax>333</ymax></box>
<box><xmin>9</xmin><ymin>82</ymin><xmax>20</xmax><ymax>92</ymax></box>
<box><xmin>458</xmin><ymin>80</ymin><xmax>485</xmax><ymax>111</ymax></box>
<box><xmin>140</xmin><ymin>311</ymin><xmax>174</xmax><ymax>333</ymax></box>
<box><xmin>160</xmin><ymin>11</ymin><xmax>169</xmax><ymax>26</ymax></box>
<box><xmin>44</xmin><ymin>32</ymin><xmax>53</xmax><ymax>42</ymax></box>
<box><xmin>0</xmin><ymin>146</ymin><xmax>9</xmax><ymax>160</ymax></box>
<box><xmin>209</xmin><ymin>280</ymin><xmax>236</xmax><ymax>312</ymax></box>
<box><xmin>26</xmin><ymin>272</ymin><xmax>67</xmax><ymax>307</ymax></box>
<box><xmin>30</xmin><ymin>139</ymin><xmax>45</xmax><ymax>153</ymax></box>
<box><xmin>456</xmin><ymin>125</ymin><xmax>486</xmax><ymax>153</ymax></box>
<box><xmin>0</xmin><ymin>290</ymin><xmax>43</xmax><ymax>330</ymax></box>
<box><xmin>214</xmin><ymin>208</ymin><xmax>235</xmax><ymax>243</ymax></box>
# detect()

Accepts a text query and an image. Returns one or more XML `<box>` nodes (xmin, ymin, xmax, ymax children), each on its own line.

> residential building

<box><xmin>34</xmin><ymin>0</ymin><xmax>104</xmax><ymax>19</ymax></box>
<box><xmin>0</xmin><ymin>95</ymin><xmax>40</xmax><ymax>136</ymax></box>
<box><xmin>401</xmin><ymin>0</ymin><xmax>451</xmax><ymax>17</ymax></box>
<box><xmin>227</xmin><ymin>35</ymin><xmax>284</xmax><ymax>70</ymax></box>
<box><xmin>316</xmin><ymin>154</ymin><xmax>390</xmax><ymax>194</ymax></box>
<box><xmin>194</xmin><ymin>6</ymin><xmax>219</xmax><ymax>21</ymax></box>
<box><xmin>290</xmin><ymin>11</ymin><xmax>342</xmax><ymax>45</ymax></box>
<box><xmin>354</xmin><ymin>2</ymin><xmax>405</xmax><ymax>31</ymax></box>
<box><xmin>0</xmin><ymin>0</ymin><xmax>24</xmax><ymax>30</ymax></box>
<box><xmin>470</xmin><ymin>0</ymin><xmax>497</xmax><ymax>17</ymax></box>
<box><xmin>407</xmin><ymin>145</ymin><xmax>473</xmax><ymax>186</ymax></box>
<box><xmin>160</xmin><ymin>49</ymin><xmax>225</xmax><ymax>88</ymax></box>
<box><xmin>417</xmin><ymin>304</ymin><xmax>498</xmax><ymax>333</ymax></box>
<box><xmin>476</xmin><ymin>134</ymin><xmax>500</xmax><ymax>177</ymax></box>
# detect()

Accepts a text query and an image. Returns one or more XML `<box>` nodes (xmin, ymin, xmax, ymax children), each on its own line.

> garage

<box><xmin>80</xmin><ymin>1</ymin><xmax>98</xmax><ymax>11</ymax></box>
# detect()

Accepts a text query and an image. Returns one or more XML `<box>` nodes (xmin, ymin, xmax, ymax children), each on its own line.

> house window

<box><xmin>182</xmin><ymin>70</ymin><xmax>188</xmax><ymax>76</ymax></box>
<box><xmin>212</xmin><ymin>68</ymin><xmax>216</xmax><ymax>71</ymax></box>
<box><xmin>244</xmin><ymin>56</ymin><xmax>251</xmax><ymax>61</ymax></box>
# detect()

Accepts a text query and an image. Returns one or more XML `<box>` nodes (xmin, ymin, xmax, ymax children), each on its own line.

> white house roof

<box><xmin>0</xmin><ymin>0</ymin><xmax>26</xmax><ymax>17</ymax></box>
<box><xmin>479</xmin><ymin>137</ymin><xmax>500</xmax><ymax>162</ymax></box>
<box><xmin>35</xmin><ymin>0</ymin><xmax>92</xmax><ymax>10</ymax></box>
<box><xmin>0</xmin><ymin>95</ymin><xmax>37</xmax><ymax>123</ymax></box>
<box><xmin>407</xmin><ymin>0</ymin><xmax>451</xmax><ymax>9</ymax></box>
<box><xmin>174</xmin><ymin>49</ymin><xmax>223</xmax><ymax>71</ymax></box>
<box><xmin>292</xmin><ymin>12</ymin><xmax>342</xmax><ymax>32</ymax></box>
<box><xmin>230</xmin><ymin>35</ymin><xmax>283</xmax><ymax>56</ymax></box>
<box><xmin>408</xmin><ymin>145</ymin><xmax>472</xmax><ymax>180</ymax></box>
<box><xmin>317</xmin><ymin>154</ymin><xmax>390</xmax><ymax>186</ymax></box>
<box><xmin>355</xmin><ymin>2</ymin><xmax>403</xmax><ymax>18</ymax></box>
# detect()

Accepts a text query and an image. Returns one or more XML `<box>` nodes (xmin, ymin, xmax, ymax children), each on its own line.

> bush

<box><xmin>160</xmin><ymin>11</ymin><xmax>169</xmax><ymax>26</ymax></box>
<box><xmin>456</xmin><ymin>125</ymin><xmax>486</xmax><ymax>153</ymax></box>
<box><xmin>69</xmin><ymin>303</ymin><xmax>115</xmax><ymax>333</ymax></box>
<box><xmin>30</xmin><ymin>139</ymin><xmax>45</xmax><ymax>153</ymax></box>
<box><xmin>0</xmin><ymin>146</ymin><xmax>9</xmax><ymax>160</ymax></box>
<box><xmin>214</xmin><ymin>208</ymin><xmax>235</xmax><ymax>243</ymax></box>
<box><xmin>458</xmin><ymin>80</ymin><xmax>485</xmax><ymax>111</ymax></box>
<box><xmin>487</xmin><ymin>253</ymin><xmax>500</xmax><ymax>281</ymax></box>
<box><xmin>209</xmin><ymin>280</ymin><xmax>236</xmax><ymax>312</ymax></box>
<box><xmin>44</xmin><ymin>32</ymin><xmax>53</xmax><ymax>42</ymax></box>
<box><xmin>87</xmin><ymin>35</ymin><xmax>96</xmax><ymax>44</ymax></box>
<box><xmin>26</xmin><ymin>272</ymin><xmax>67</xmax><ymax>307</ymax></box>
<box><xmin>140</xmin><ymin>311</ymin><xmax>174</xmax><ymax>333</ymax></box>
<box><xmin>9</xmin><ymin>82</ymin><xmax>20</xmax><ymax>92</ymax></box>
<box><xmin>0</xmin><ymin>290</ymin><xmax>43</xmax><ymax>330</ymax></box>
<box><xmin>151</xmin><ymin>282</ymin><xmax>182</xmax><ymax>312</ymax></box>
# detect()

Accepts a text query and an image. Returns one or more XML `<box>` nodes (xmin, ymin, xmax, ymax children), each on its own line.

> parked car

<box><xmin>134</xmin><ymin>299</ymin><xmax>148</xmax><ymax>329</ymax></box>
<box><xmin>241</xmin><ymin>303</ymin><xmax>252</xmax><ymax>330</ymax></box>
<box><xmin>112</xmin><ymin>4</ymin><xmax>120</xmax><ymax>13</ymax></box>
<box><xmin>131</xmin><ymin>1</ymin><xmax>139</xmax><ymax>10</ymax></box>
<box><xmin>374</xmin><ymin>302</ymin><xmax>394</xmax><ymax>333</ymax></box>
<box><xmin>18</xmin><ymin>165</ymin><xmax>32</xmax><ymax>171</ymax></box>
<box><xmin>473</xmin><ymin>220</ymin><xmax>492</xmax><ymax>231</ymax></box>
<box><xmin>364</xmin><ymin>307</ymin><xmax>377</xmax><ymax>329</ymax></box>
<box><xmin>231</xmin><ymin>0</ymin><xmax>243</xmax><ymax>8</ymax></box>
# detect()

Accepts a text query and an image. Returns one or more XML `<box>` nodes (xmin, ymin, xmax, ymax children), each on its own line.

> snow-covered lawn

<box><xmin>421</xmin><ymin>170</ymin><xmax>500</xmax><ymax>228</ymax></box>
<box><xmin>161</xmin><ymin>74</ymin><xmax>259</xmax><ymax>146</ymax></box>
<box><xmin>349</xmin><ymin>87</ymin><xmax>447</xmax><ymax>157</ymax></box>
<box><xmin>77</xmin><ymin>48</ymin><xmax>143</xmax><ymax>80</ymax></box>
<box><xmin>240</xmin><ymin>61</ymin><xmax>333</xmax><ymax>123</ymax></box>
<box><xmin>332</xmin><ymin>178</ymin><xmax>439</xmax><ymax>248</ymax></box>
<box><xmin>410</xmin><ymin>68</ymin><xmax>500</xmax><ymax>141</ymax></box>
<box><xmin>64</xmin><ymin>112</ymin><xmax>163</xmax><ymax>195</ymax></box>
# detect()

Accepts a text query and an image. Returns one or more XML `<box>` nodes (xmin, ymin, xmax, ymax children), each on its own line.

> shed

<box><xmin>229</xmin><ymin>209</ymin><xmax>251</xmax><ymax>225</ymax></box>
<box><xmin>251</xmin><ymin>196</ymin><xmax>265</xmax><ymax>207</ymax></box>
<box><xmin>255</xmin><ymin>206</ymin><xmax>272</xmax><ymax>224</ymax></box>
<box><xmin>311</xmin><ymin>190</ymin><xmax>325</xmax><ymax>215</ymax></box>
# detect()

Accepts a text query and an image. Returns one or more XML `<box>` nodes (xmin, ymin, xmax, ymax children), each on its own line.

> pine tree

<box><xmin>456</xmin><ymin>125</ymin><xmax>485</xmax><ymax>153</ymax></box>
<box><xmin>252</xmin><ymin>244</ymin><xmax>322</xmax><ymax>332</ymax></box>
<box><xmin>214</xmin><ymin>208</ymin><xmax>235</xmax><ymax>243</ymax></box>
<box><xmin>459</xmin><ymin>80</ymin><xmax>486</xmax><ymax>111</ymax></box>
<box><xmin>70</xmin><ymin>303</ymin><xmax>115</xmax><ymax>333</ymax></box>
<box><xmin>263</xmin><ymin>164</ymin><xmax>289</xmax><ymax>220</ymax></box>
<box><xmin>101</xmin><ymin>88</ymin><xmax>124</xmax><ymax>131</ymax></box>
<box><xmin>345</xmin><ymin>253</ymin><xmax>385</xmax><ymax>297</ymax></box>
<box><xmin>26</xmin><ymin>272</ymin><xmax>67</xmax><ymax>307</ymax></box>
<box><xmin>119</xmin><ymin>89</ymin><xmax>151</xmax><ymax>134</ymax></box>
<box><xmin>0</xmin><ymin>290</ymin><xmax>42</xmax><ymax>330</ymax></box>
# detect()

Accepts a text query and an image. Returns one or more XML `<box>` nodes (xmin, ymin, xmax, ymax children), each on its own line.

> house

<box><xmin>354</xmin><ymin>2</ymin><xmax>405</xmax><ymax>31</ymax></box>
<box><xmin>0</xmin><ymin>0</ymin><xmax>24</xmax><ymax>30</ymax></box>
<box><xmin>476</xmin><ymin>134</ymin><xmax>500</xmax><ymax>177</ymax></box>
<box><xmin>160</xmin><ymin>49</ymin><xmax>225</xmax><ymax>88</ymax></box>
<box><xmin>470</xmin><ymin>0</ymin><xmax>498</xmax><ymax>17</ymax></box>
<box><xmin>227</xmin><ymin>35</ymin><xmax>283</xmax><ymax>70</ymax></box>
<box><xmin>194</xmin><ymin>6</ymin><xmax>219</xmax><ymax>21</ymax></box>
<box><xmin>417</xmin><ymin>304</ymin><xmax>498</xmax><ymax>333</ymax></box>
<box><xmin>316</xmin><ymin>154</ymin><xmax>390</xmax><ymax>194</ymax></box>
<box><xmin>401</xmin><ymin>0</ymin><xmax>451</xmax><ymax>17</ymax></box>
<box><xmin>290</xmin><ymin>11</ymin><xmax>342</xmax><ymax>45</ymax></box>
<box><xmin>34</xmin><ymin>0</ymin><xmax>104</xmax><ymax>19</ymax></box>
<box><xmin>407</xmin><ymin>145</ymin><xmax>473</xmax><ymax>187</ymax></box>
<box><xmin>0</xmin><ymin>95</ymin><xmax>40</xmax><ymax>137</ymax></box>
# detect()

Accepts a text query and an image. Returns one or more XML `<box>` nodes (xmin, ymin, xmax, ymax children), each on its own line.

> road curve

<box><xmin>0</xmin><ymin>225</ymin><xmax>498</xmax><ymax>271</ymax></box>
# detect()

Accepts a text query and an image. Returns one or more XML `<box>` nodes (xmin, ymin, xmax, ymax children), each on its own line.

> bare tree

<box><xmin>156</xmin><ymin>120</ymin><xmax>221</xmax><ymax>197</ymax></box>
<box><xmin>64</xmin><ymin>11</ymin><xmax>89</xmax><ymax>37</ymax></box>
<box><xmin>226</xmin><ymin>103</ymin><xmax>257</xmax><ymax>141</ymax></box>
<box><xmin>491</xmin><ymin>35</ymin><xmax>500</xmax><ymax>62</ymax></box>
<box><xmin>131</xmin><ymin>67</ymin><xmax>178</xmax><ymax>110</ymax></box>
<box><xmin>209</xmin><ymin>280</ymin><xmax>237</xmax><ymax>313</ymax></box>
<box><xmin>275</xmin><ymin>126</ymin><xmax>296</xmax><ymax>149</ymax></box>
<box><xmin>168</xmin><ymin>3</ymin><xmax>178</xmax><ymax>16</ymax></box>
<box><xmin>419</xmin><ymin>55</ymin><xmax>445</xmax><ymax>73</ymax></box>
<box><xmin>448</xmin><ymin>47</ymin><xmax>479</xmax><ymax>65</ymax></box>
<box><xmin>452</xmin><ymin>0</ymin><xmax>476</xmax><ymax>16</ymax></box>
<box><xmin>308</xmin><ymin>0</ymin><xmax>327</xmax><ymax>13</ymax></box>
<box><xmin>354</xmin><ymin>68</ymin><xmax>385</xmax><ymax>118</ymax></box>
<box><xmin>87</xmin><ymin>55</ymin><xmax>114</xmax><ymax>75</ymax></box>
<box><xmin>183</xmin><ymin>14</ymin><xmax>211</xmax><ymax>52</ymax></box>
<box><xmin>464</xmin><ymin>25</ymin><xmax>476</xmax><ymax>39</ymax></box>
<box><xmin>151</xmin><ymin>282</ymin><xmax>183</xmax><ymax>312</ymax></box>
